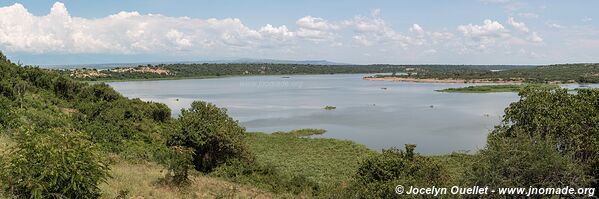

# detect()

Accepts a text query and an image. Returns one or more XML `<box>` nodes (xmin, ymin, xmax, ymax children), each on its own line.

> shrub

<box><xmin>0</xmin><ymin>128</ymin><xmax>110</xmax><ymax>199</ymax></box>
<box><xmin>168</xmin><ymin>101</ymin><xmax>250</xmax><ymax>172</ymax></box>
<box><xmin>162</xmin><ymin>146</ymin><xmax>195</xmax><ymax>186</ymax></box>
<box><xmin>481</xmin><ymin>87</ymin><xmax>599</xmax><ymax>189</ymax></box>
<box><xmin>344</xmin><ymin>144</ymin><xmax>448</xmax><ymax>198</ymax></box>
<box><xmin>467</xmin><ymin>131</ymin><xmax>592</xmax><ymax>189</ymax></box>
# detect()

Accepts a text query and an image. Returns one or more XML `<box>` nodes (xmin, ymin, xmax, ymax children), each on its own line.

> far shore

<box><xmin>363</xmin><ymin>76</ymin><xmax>525</xmax><ymax>84</ymax></box>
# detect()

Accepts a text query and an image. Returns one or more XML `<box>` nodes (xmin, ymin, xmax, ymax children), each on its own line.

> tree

<box><xmin>168</xmin><ymin>101</ymin><xmax>250</xmax><ymax>172</ymax></box>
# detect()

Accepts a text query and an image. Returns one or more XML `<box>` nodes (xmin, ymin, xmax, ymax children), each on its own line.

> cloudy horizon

<box><xmin>0</xmin><ymin>0</ymin><xmax>597</xmax><ymax>65</ymax></box>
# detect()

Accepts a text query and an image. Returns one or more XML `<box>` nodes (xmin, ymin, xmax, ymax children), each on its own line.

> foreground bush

<box><xmin>470</xmin><ymin>87</ymin><xmax>599</xmax><ymax>189</ymax></box>
<box><xmin>0</xmin><ymin>129</ymin><xmax>110</xmax><ymax>199</ymax></box>
<box><xmin>344</xmin><ymin>144</ymin><xmax>448</xmax><ymax>198</ymax></box>
<box><xmin>468</xmin><ymin>132</ymin><xmax>592</xmax><ymax>189</ymax></box>
<box><xmin>168</xmin><ymin>101</ymin><xmax>250</xmax><ymax>172</ymax></box>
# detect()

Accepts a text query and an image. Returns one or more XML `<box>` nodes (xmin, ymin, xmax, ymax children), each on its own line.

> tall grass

<box><xmin>100</xmin><ymin>160</ymin><xmax>274</xmax><ymax>198</ymax></box>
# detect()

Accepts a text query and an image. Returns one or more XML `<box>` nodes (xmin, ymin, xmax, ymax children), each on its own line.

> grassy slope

<box><xmin>0</xmin><ymin>134</ymin><xmax>273</xmax><ymax>199</ymax></box>
<box><xmin>101</xmin><ymin>161</ymin><xmax>274</xmax><ymax>199</ymax></box>
<box><xmin>245</xmin><ymin>133</ymin><xmax>375</xmax><ymax>185</ymax></box>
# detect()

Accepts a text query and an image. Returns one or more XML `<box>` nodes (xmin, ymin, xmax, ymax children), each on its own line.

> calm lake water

<box><xmin>110</xmin><ymin>74</ymin><xmax>525</xmax><ymax>154</ymax></box>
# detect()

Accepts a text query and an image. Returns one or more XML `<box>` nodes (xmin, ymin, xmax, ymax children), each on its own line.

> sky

<box><xmin>0</xmin><ymin>0</ymin><xmax>598</xmax><ymax>65</ymax></box>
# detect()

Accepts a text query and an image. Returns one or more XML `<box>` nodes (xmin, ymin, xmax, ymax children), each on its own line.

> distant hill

<box><xmin>41</xmin><ymin>58</ymin><xmax>350</xmax><ymax>70</ymax></box>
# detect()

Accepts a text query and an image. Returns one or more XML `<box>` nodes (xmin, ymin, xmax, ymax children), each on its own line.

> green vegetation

<box><xmin>64</xmin><ymin>63</ymin><xmax>530</xmax><ymax>82</ymax></box>
<box><xmin>1</xmin><ymin>129</ymin><xmax>110</xmax><ymax>199</ymax></box>
<box><xmin>468</xmin><ymin>87</ymin><xmax>599</xmax><ymax>189</ymax></box>
<box><xmin>1</xmin><ymin>51</ymin><xmax>598</xmax><ymax>198</ymax></box>
<box><xmin>65</xmin><ymin>61</ymin><xmax>599</xmax><ymax>84</ymax></box>
<box><xmin>323</xmin><ymin>105</ymin><xmax>336</xmax><ymax>110</ymax></box>
<box><xmin>167</xmin><ymin>101</ymin><xmax>251</xmax><ymax>173</ymax></box>
<box><xmin>344</xmin><ymin>145</ymin><xmax>449</xmax><ymax>198</ymax></box>
<box><xmin>245</xmin><ymin>132</ymin><xmax>374</xmax><ymax>185</ymax></box>
<box><xmin>436</xmin><ymin>84</ymin><xmax>559</xmax><ymax>93</ymax></box>
<box><xmin>272</xmin><ymin>128</ymin><xmax>327</xmax><ymax>137</ymax></box>
<box><xmin>373</xmin><ymin>63</ymin><xmax>599</xmax><ymax>83</ymax></box>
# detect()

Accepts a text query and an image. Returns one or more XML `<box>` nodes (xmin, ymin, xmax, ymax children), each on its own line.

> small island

<box><xmin>323</xmin><ymin>106</ymin><xmax>337</xmax><ymax>110</ymax></box>
<box><xmin>271</xmin><ymin>128</ymin><xmax>327</xmax><ymax>137</ymax></box>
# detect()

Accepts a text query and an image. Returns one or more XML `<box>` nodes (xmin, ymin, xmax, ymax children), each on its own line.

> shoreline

<box><xmin>363</xmin><ymin>76</ymin><xmax>525</xmax><ymax>84</ymax></box>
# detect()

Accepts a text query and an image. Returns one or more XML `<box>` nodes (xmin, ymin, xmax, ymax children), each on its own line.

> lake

<box><xmin>109</xmin><ymin>74</ymin><xmax>523</xmax><ymax>154</ymax></box>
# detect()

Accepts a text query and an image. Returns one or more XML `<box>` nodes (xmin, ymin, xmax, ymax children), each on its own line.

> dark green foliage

<box><xmin>53</xmin><ymin>76</ymin><xmax>81</xmax><ymax>99</ymax></box>
<box><xmin>0</xmin><ymin>96</ymin><xmax>12</xmax><ymax>127</ymax></box>
<box><xmin>468</xmin><ymin>133</ymin><xmax>591</xmax><ymax>189</ymax></box>
<box><xmin>168</xmin><ymin>101</ymin><xmax>250</xmax><ymax>172</ymax></box>
<box><xmin>0</xmin><ymin>51</ymin><xmax>172</xmax><ymax>161</ymax></box>
<box><xmin>344</xmin><ymin>145</ymin><xmax>448</xmax><ymax>198</ymax></box>
<box><xmin>0</xmin><ymin>129</ymin><xmax>110</xmax><ymax>199</ymax></box>
<box><xmin>469</xmin><ymin>87</ymin><xmax>599</xmax><ymax>190</ymax></box>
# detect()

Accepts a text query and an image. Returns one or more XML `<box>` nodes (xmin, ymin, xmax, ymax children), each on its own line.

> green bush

<box><xmin>0</xmin><ymin>128</ymin><xmax>110</xmax><ymax>199</ymax></box>
<box><xmin>344</xmin><ymin>144</ymin><xmax>448</xmax><ymax>198</ymax></box>
<box><xmin>168</xmin><ymin>101</ymin><xmax>250</xmax><ymax>172</ymax></box>
<box><xmin>468</xmin><ymin>131</ymin><xmax>592</xmax><ymax>189</ymax></box>
<box><xmin>0</xmin><ymin>96</ymin><xmax>12</xmax><ymax>127</ymax></box>
<box><xmin>482</xmin><ymin>87</ymin><xmax>599</xmax><ymax>189</ymax></box>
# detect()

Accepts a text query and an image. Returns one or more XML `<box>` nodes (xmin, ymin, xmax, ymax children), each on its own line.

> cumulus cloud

<box><xmin>0</xmin><ymin>2</ymin><xmax>282</xmax><ymax>53</ymax></box>
<box><xmin>294</xmin><ymin>16</ymin><xmax>339</xmax><ymax>42</ymax></box>
<box><xmin>507</xmin><ymin>17</ymin><xmax>529</xmax><ymax>32</ymax></box>
<box><xmin>0</xmin><ymin>2</ymin><xmax>550</xmax><ymax>61</ymax></box>
<box><xmin>457</xmin><ymin>18</ymin><xmax>543</xmax><ymax>50</ymax></box>
<box><xmin>342</xmin><ymin>10</ymin><xmax>414</xmax><ymax>47</ymax></box>
<box><xmin>458</xmin><ymin>19</ymin><xmax>509</xmax><ymax>39</ymax></box>
<box><xmin>0</xmin><ymin>2</ymin><xmax>342</xmax><ymax>54</ymax></box>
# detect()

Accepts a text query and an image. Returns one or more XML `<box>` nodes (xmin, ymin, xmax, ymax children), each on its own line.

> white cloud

<box><xmin>0</xmin><ymin>2</ymin><xmax>339</xmax><ymax>54</ymax></box>
<box><xmin>259</xmin><ymin>24</ymin><xmax>294</xmax><ymax>41</ymax></box>
<box><xmin>294</xmin><ymin>16</ymin><xmax>338</xmax><ymax>42</ymax></box>
<box><xmin>528</xmin><ymin>32</ymin><xmax>543</xmax><ymax>43</ymax></box>
<box><xmin>0</xmin><ymin>3</ymin><xmax>554</xmax><ymax>63</ymax></box>
<box><xmin>342</xmin><ymin>10</ymin><xmax>414</xmax><ymax>47</ymax></box>
<box><xmin>507</xmin><ymin>17</ymin><xmax>529</xmax><ymax>32</ymax></box>
<box><xmin>581</xmin><ymin>17</ymin><xmax>593</xmax><ymax>22</ymax></box>
<box><xmin>296</xmin><ymin>16</ymin><xmax>335</xmax><ymax>30</ymax></box>
<box><xmin>456</xmin><ymin>18</ymin><xmax>543</xmax><ymax>50</ymax></box>
<box><xmin>546</xmin><ymin>22</ymin><xmax>564</xmax><ymax>29</ymax></box>
<box><xmin>410</xmin><ymin>24</ymin><xmax>425</xmax><ymax>34</ymax></box>
<box><xmin>458</xmin><ymin>19</ymin><xmax>509</xmax><ymax>39</ymax></box>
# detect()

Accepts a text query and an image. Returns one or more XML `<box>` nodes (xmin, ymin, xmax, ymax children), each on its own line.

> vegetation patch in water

<box><xmin>323</xmin><ymin>106</ymin><xmax>336</xmax><ymax>110</ymax></box>
<box><xmin>272</xmin><ymin>128</ymin><xmax>326</xmax><ymax>137</ymax></box>
<box><xmin>436</xmin><ymin>84</ymin><xmax>559</xmax><ymax>93</ymax></box>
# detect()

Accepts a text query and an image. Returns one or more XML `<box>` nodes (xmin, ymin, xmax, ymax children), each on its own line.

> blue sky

<box><xmin>0</xmin><ymin>0</ymin><xmax>597</xmax><ymax>65</ymax></box>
